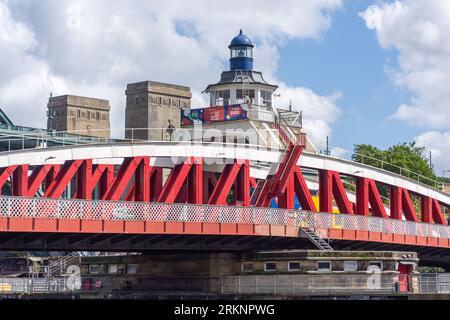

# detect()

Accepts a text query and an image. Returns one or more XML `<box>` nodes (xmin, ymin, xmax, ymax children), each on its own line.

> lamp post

<box><xmin>442</xmin><ymin>170</ymin><xmax>450</xmax><ymax>192</ymax></box>
<box><xmin>443</xmin><ymin>170</ymin><xmax>450</xmax><ymax>181</ymax></box>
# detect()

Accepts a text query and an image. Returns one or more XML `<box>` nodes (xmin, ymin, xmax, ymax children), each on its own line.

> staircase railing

<box><xmin>47</xmin><ymin>252</ymin><xmax>81</xmax><ymax>277</ymax></box>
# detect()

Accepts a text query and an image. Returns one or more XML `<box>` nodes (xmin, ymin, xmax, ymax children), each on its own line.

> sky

<box><xmin>0</xmin><ymin>0</ymin><xmax>449</xmax><ymax>173</ymax></box>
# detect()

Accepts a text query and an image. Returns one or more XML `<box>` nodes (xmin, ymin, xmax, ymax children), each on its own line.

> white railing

<box><xmin>221</xmin><ymin>274</ymin><xmax>399</xmax><ymax>295</ymax></box>
<box><xmin>0</xmin><ymin>196</ymin><xmax>450</xmax><ymax>240</ymax></box>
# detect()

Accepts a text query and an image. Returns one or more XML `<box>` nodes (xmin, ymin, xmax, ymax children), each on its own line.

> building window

<box><xmin>214</xmin><ymin>90</ymin><xmax>230</xmax><ymax>106</ymax></box>
<box><xmin>261</xmin><ymin>90</ymin><xmax>272</xmax><ymax>107</ymax></box>
<box><xmin>369</xmin><ymin>261</ymin><xmax>383</xmax><ymax>271</ymax></box>
<box><xmin>344</xmin><ymin>261</ymin><xmax>358</xmax><ymax>272</ymax></box>
<box><xmin>127</xmin><ymin>264</ymin><xmax>138</xmax><ymax>274</ymax></box>
<box><xmin>317</xmin><ymin>261</ymin><xmax>332</xmax><ymax>272</ymax></box>
<box><xmin>241</xmin><ymin>262</ymin><xmax>254</xmax><ymax>273</ymax></box>
<box><xmin>96</xmin><ymin>112</ymin><xmax>100</xmax><ymax>120</ymax></box>
<box><xmin>288</xmin><ymin>262</ymin><xmax>301</xmax><ymax>272</ymax></box>
<box><xmin>77</xmin><ymin>109</ymin><xmax>81</xmax><ymax>118</ymax></box>
<box><xmin>264</xmin><ymin>262</ymin><xmax>277</xmax><ymax>272</ymax></box>
<box><xmin>236</xmin><ymin>89</ymin><xmax>255</xmax><ymax>104</ymax></box>
<box><xmin>88</xmin><ymin>264</ymin><xmax>100</xmax><ymax>274</ymax></box>
<box><xmin>108</xmin><ymin>264</ymin><xmax>118</xmax><ymax>274</ymax></box>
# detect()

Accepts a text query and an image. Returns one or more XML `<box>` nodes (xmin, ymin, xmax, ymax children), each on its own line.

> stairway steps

<box><xmin>302</xmin><ymin>228</ymin><xmax>334</xmax><ymax>251</ymax></box>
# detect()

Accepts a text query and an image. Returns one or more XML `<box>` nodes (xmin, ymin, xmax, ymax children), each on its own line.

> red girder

<box><xmin>157</xmin><ymin>157</ymin><xmax>201</xmax><ymax>204</ymax></box>
<box><xmin>356</xmin><ymin>178</ymin><xmax>388</xmax><ymax>218</ymax></box>
<box><xmin>134</xmin><ymin>157</ymin><xmax>151</xmax><ymax>202</ymax></box>
<box><xmin>422</xmin><ymin>196</ymin><xmax>433</xmax><ymax>223</ymax></box>
<box><xmin>13</xmin><ymin>164</ymin><xmax>57</xmax><ymax>197</ymax></box>
<box><xmin>293</xmin><ymin>167</ymin><xmax>317</xmax><ymax>212</ymax></box>
<box><xmin>278</xmin><ymin>175</ymin><xmax>295</xmax><ymax>209</ymax></box>
<box><xmin>368</xmin><ymin>180</ymin><xmax>388</xmax><ymax>218</ymax></box>
<box><xmin>432</xmin><ymin>199</ymin><xmax>447</xmax><ymax>225</ymax></box>
<box><xmin>0</xmin><ymin>165</ymin><xmax>18</xmax><ymax>194</ymax></box>
<box><xmin>390</xmin><ymin>186</ymin><xmax>419</xmax><ymax>222</ymax></box>
<box><xmin>274</xmin><ymin>144</ymin><xmax>304</xmax><ymax>193</ymax></box>
<box><xmin>249</xmin><ymin>177</ymin><xmax>257</xmax><ymax>188</ymax></box>
<box><xmin>0</xmin><ymin>154</ymin><xmax>447</xmax><ymax>228</ymax></box>
<box><xmin>150</xmin><ymin>167</ymin><xmax>163</xmax><ymax>202</ymax></box>
<box><xmin>208</xmin><ymin>160</ymin><xmax>243</xmax><ymax>205</ymax></box>
<box><xmin>203</xmin><ymin>172</ymin><xmax>218</xmax><ymax>203</ymax></box>
<box><xmin>101</xmin><ymin>157</ymin><xmax>148</xmax><ymax>201</ymax></box>
<box><xmin>234</xmin><ymin>160</ymin><xmax>250</xmax><ymax>206</ymax></box>
<box><xmin>44</xmin><ymin>160</ymin><xmax>83</xmax><ymax>199</ymax></box>
<box><xmin>187</xmin><ymin>158</ymin><xmax>203</xmax><ymax>204</ymax></box>
<box><xmin>319</xmin><ymin>170</ymin><xmax>353</xmax><ymax>214</ymax></box>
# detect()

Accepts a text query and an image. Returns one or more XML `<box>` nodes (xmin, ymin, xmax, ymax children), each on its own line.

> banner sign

<box><xmin>181</xmin><ymin>105</ymin><xmax>247</xmax><ymax>126</ymax></box>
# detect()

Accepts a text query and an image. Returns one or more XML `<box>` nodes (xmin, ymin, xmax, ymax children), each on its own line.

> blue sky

<box><xmin>0</xmin><ymin>0</ymin><xmax>449</xmax><ymax>171</ymax></box>
<box><xmin>277</xmin><ymin>0</ymin><xmax>420</xmax><ymax>153</ymax></box>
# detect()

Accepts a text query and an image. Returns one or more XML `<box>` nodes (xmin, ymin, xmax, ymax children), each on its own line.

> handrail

<box><xmin>0</xmin><ymin>196</ymin><xmax>449</xmax><ymax>240</ymax></box>
<box><xmin>352</xmin><ymin>152</ymin><xmax>443</xmax><ymax>190</ymax></box>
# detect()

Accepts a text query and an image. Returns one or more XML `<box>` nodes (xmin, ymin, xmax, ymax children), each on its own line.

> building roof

<box><xmin>229</xmin><ymin>29</ymin><xmax>254</xmax><ymax>48</ymax></box>
<box><xmin>0</xmin><ymin>109</ymin><xmax>14</xmax><ymax>126</ymax></box>
<box><xmin>205</xmin><ymin>70</ymin><xmax>278</xmax><ymax>92</ymax></box>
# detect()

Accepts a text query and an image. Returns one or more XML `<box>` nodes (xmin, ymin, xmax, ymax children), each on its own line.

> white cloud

<box><xmin>275</xmin><ymin>83</ymin><xmax>342</xmax><ymax>149</ymax></box>
<box><xmin>361</xmin><ymin>0</ymin><xmax>450</xmax><ymax>172</ymax></box>
<box><xmin>415</xmin><ymin>131</ymin><xmax>450</xmax><ymax>172</ymax></box>
<box><xmin>330</xmin><ymin>147</ymin><xmax>350</xmax><ymax>159</ymax></box>
<box><xmin>361</xmin><ymin>0</ymin><xmax>450</xmax><ymax>129</ymax></box>
<box><xmin>0</xmin><ymin>0</ymin><xmax>343</xmax><ymax>142</ymax></box>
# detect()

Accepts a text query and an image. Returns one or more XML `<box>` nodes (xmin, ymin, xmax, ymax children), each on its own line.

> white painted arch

<box><xmin>0</xmin><ymin>141</ymin><xmax>448</xmax><ymax>206</ymax></box>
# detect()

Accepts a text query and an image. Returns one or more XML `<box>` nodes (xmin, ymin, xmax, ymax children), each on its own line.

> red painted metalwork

<box><xmin>319</xmin><ymin>170</ymin><xmax>353</xmax><ymax>214</ymax></box>
<box><xmin>208</xmin><ymin>160</ymin><xmax>243</xmax><ymax>205</ymax></box>
<box><xmin>45</xmin><ymin>160</ymin><xmax>84</xmax><ymax>198</ymax></box>
<box><xmin>356</xmin><ymin>178</ymin><xmax>388</xmax><ymax>218</ymax></box>
<box><xmin>203</xmin><ymin>172</ymin><xmax>218</xmax><ymax>203</ymax></box>
<box><xmin>293</xmin><ymin>167</ymin><xmax>317</xmax><ymax>212</ymax></box>
<box><xmin>0</xmin><ymin>151</ymin><xmax>447</xmax><ymax>231</ymax></box>
<box><xmin>157</xmin><ymin>157</ymin><xmax>196</xmax><ymax>204</ymax></box>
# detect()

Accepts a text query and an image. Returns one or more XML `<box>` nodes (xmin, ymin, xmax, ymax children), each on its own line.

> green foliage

<box><xmin>353</xmin><ymin>142</ymin><xmax>440</xmax><ymax>188</ymax></box>
<box><xmin>419</xmin><ymin>266</ymin><xmax>446</xmax><ymax>273</ymax></box>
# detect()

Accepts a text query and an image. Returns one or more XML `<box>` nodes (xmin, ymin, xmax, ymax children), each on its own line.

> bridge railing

<box><xmin>0</xmin><ymin>196</ymin><xmax>301</xmax><ymax>226</ymax></box>
<box><xmin>0</xmin><ymin>127</ymin><xmax>445</xmax><ymax>194</ymax></box>
<box><xmin>1</xmin><ymin>196</ymin><xmax>450</xmax><ymax>240</ymax></box>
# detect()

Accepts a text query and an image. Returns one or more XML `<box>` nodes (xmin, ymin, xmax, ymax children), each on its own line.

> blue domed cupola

<box><xmin>229</xmin><ymin>29</ymin><xmax>254</xmax><ymax>71</ymax></box>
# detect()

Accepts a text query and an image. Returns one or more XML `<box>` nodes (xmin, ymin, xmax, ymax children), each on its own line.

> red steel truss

<box><xmin>0</xmin><ymin>155</ymin><xmax>448</xmax><ymax>226</ymax></box>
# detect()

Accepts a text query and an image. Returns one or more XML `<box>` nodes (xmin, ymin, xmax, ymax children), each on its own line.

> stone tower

<box><xmin>125</xmin><ymin>81</ymin><xmax>192</xmax><ymax>141</ymax></box>
<box><xmin>47</xmin><ymin>94</ymin><xmax>111</xmax><ymax>138</ymax></box>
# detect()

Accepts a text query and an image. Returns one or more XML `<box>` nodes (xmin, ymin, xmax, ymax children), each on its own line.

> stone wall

<box><xmin>47</xmin><ymin>95</ymin><xmax>111</xmax><ymax>138</ymax></box>
<box><xmin>125</xmin><ymin>81</ymin><xmax>191</xmax><ymax>141</ymax></box>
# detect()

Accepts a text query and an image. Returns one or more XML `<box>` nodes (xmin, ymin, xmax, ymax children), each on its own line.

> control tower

<box><xmin>180</xmin><ymin>30</ymin><xmax>315</xmax><ymax>152</ymax></box>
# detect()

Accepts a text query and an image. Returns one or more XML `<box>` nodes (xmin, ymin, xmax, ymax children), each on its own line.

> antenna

<box><xmin>429</xmin><ymin>150</ymin><xmax>433</xmax><ymax>170</ymax></box>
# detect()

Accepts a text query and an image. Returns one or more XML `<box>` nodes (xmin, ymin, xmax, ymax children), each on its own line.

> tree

<box><xmin>352</xmin><ymin>142</ymin><xmax>446</xmax><ymax>216</ymax></box>
<box><xmin>353</xmin><ymin>142</ymin><xmax>440</xmax><ymax>188</ymax></box>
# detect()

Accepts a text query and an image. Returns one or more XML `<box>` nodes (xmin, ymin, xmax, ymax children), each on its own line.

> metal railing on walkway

<box><xmin>221</xmin><ymin>274</ymin><xmax>400</xmax><ymax>295</ymax></box>
<box><xmin>0</xmin><ymin>196</ymin><xmax>450</xmax><ymax>240</ymax></box>
<box><xmin>0</xmin><ymin>126</ymin><xmax>444</xmax><ymax>193</ymax></box>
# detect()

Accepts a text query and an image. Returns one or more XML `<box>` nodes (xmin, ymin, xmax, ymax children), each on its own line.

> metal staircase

<box><xmin>302</xmin><ymin>228</ymin><xmax>334</xmax><ymax>251</ymax></box>
<box><xmin>47</xmin><ymin>252</ymin><xmax>81</xmax><ymax>277</ymax></box>
<box><xmin>250</xmin><ymin>122</ymin><xmax>305</xmax><ymax>207</ymax></box>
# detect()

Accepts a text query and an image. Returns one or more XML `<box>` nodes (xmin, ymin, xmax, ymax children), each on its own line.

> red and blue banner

<box><xmin>181</xmin><ymin>105</ymin><xmax>247</xmax><ymax>126</ymax></box>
